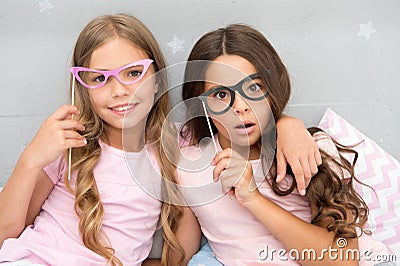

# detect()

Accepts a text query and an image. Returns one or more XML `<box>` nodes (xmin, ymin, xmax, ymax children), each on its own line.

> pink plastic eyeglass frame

<box><xmin>69</xmin><ymin>59</ymin><xmax>154</xmax><ymax>89</ymax></box>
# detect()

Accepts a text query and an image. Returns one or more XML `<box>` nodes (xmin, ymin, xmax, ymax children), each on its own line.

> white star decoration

<box><xmin>167</xmin><ymin>35</ymin><xmax>185</xmax><ymax>54</ymax></box>
<box><xmin>357</xmin><ymin>21</ymin><xmax>376</xmax><ymax>40</ymax></box>
<box><xmin>38</xmin><ymin>0</ymin><xmax>54</xmax><ymax>15</ymax></box>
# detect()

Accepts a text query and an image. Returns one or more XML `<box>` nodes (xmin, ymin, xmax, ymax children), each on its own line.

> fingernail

<box><xmin>83</xmin><ymin>138</ymin><xmax>87</xmax><ymax>144</ymax></box>
<box><xmin>211</xmin><ymin>160</ymin><xmax>215</xmax><ymax>166</ymax></box>
<box><xmin>299</xmin><ymin>189</ymin><xmax>306</xmax><ymax>196</ymax></box>
<box><xmin>276</xmin><ymin>174</ymin><xmax>281</xmax><ymax>182</ymax></box>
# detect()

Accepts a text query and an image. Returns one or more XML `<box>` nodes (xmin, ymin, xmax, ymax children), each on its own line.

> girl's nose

<box><xmin>110</xmin><ymin>77</ymin><xmax>130</xmax><ymax>98</ymax></box>
<box><xmin>232</xmin><ymin>92</ymin><xmax>250</xmax><ymax>114</ymax></box>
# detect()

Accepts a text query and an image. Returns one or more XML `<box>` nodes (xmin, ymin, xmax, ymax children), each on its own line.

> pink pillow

<box><xmin>318</xmin><ymin>108</ymin><xmax>400</xmax><ymax>255</ymax></box>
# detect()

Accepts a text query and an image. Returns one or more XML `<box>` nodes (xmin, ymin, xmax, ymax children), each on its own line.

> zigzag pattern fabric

<box><xmin>318</xmin><ymin>108</ymin><xmax>400</xmax><ymax>255</ymax></box>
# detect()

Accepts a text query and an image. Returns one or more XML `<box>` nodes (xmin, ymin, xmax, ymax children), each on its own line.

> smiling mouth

<box><xmin>110</xmin><ymin>104</ymin><xmax>137</xmax><ymax>112</ymax></box>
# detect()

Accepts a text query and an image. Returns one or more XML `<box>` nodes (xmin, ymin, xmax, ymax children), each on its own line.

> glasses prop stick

<box><xmin>201</xmin><ymin>100</ymin><xmax>219</xmax><ymax>155</ymax></box>
<box><xmin>67</xmin><ymin>77</ymin><xmax>76</xmax><ymax>181</ymax></box>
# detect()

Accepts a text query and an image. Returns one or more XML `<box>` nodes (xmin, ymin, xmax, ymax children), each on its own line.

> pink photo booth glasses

<box><xmin>69</xmin><ymin>59</ymin><xmax>154</xmax><ymax>89</ymax></box>
<box><xmin>66</xmin><ymin>59</ymin><xmax>153</xmax><ymax>180</ymax></box>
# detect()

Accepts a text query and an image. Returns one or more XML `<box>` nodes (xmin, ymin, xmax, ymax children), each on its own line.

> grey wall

<box><xmin>1</xmin><ymin>0</ymin><xmax>399</xmax><ymax>186</ymax></box>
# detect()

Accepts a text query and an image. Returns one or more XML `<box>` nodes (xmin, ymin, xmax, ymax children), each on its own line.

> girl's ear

<box><xmin>154</xmin><ymin>83</ymin><xmax>159</xmax><ymax>94</ymax></box>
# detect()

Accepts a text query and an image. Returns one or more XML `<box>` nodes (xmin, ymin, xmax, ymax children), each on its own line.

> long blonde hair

<box><xmin>64</xmin><ymin>13</ymin><xmax>181</xmax><ymax>265</ymax></box>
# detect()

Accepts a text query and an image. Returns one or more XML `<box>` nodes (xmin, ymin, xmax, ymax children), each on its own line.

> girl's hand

<box><xmin>276</xmin><ymin>115</ymin><xmax>322</xmax><ymax>195</ymax></box>
<box><xmin>22</xmin><ymin>105</ymin><xmax>86</xmax><ymax>170</ymax></box>
<box><xmin>212</xmin><ymin>148</ymin><xmax>260</xmax><ymax>205</ymax></box>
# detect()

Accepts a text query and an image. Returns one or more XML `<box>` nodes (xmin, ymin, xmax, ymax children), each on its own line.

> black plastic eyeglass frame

<box><xmin>199</xmin><ymin>73</ymin><xmax>269</xmax><ymax>115</ymax></box>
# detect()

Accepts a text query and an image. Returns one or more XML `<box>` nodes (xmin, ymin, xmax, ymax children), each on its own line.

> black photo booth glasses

<box><xmin>199</xmin><ymin>73</ymin><xmax>269</xmax><ymax>115</ymax></box>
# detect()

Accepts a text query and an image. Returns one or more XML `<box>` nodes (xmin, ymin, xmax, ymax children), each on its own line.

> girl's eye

<box><xmin>128</xmin><ymin>70</ymin><xmax>142</xmax><ymax>77</ymax></box>
<box><xmin>213</xmin><ymin>90</ymin><xmax>229</xmax><ymax>100</ymax></box>
<box><xmin>247</xmin><ymin>83</ymin><xmax>261</xmax><ymax>92</ymax></box>
<box><xmin>93</xmin><ymin>75</ymin><xmax>106</xmax><ymax>83</ymax></box>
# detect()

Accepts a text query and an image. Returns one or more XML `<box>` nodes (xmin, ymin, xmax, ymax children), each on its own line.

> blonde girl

<box><xmin>0</xmin><ymin>13</ymin><xmax>179</xmax><ymax>266</ymax></box>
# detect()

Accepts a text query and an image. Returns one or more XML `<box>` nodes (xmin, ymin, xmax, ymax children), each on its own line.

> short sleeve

<box><xmin>43</xmin><ymin>155</ymin><xmax>66</xmax><ymax>184</ymax></box>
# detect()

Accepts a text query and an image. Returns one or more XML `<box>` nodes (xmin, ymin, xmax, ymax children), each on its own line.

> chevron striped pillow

<box><xmin>318</xmin><ymin>108</ymin><xmax>400</xmax><ymax>256</ymax></box>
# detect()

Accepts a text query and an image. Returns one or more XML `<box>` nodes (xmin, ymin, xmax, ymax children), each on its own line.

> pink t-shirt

<box><xmin>0</xmin><ymin>140</ymin><xmax>162</xmax><ymax>265</ymax></box>
<box><xmin>177</xmin><ymin>133</ymin><xmax>389</xmax><ymax>265</ymax></box>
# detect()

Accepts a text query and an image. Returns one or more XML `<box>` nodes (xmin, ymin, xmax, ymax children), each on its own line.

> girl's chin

<box><xmin>229</xmin><ymin>137</ymin><xmax>260</xmax><ymax>149</ymax></box>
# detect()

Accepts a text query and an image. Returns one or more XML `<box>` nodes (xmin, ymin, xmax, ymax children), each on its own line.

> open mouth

<box><xmin>234</xmin><ymin>121</ymin><xmax>256</xmax><ymax>135</ymax></box>
<box><xmin>235</xmin><ymin>122</ymin><xmax>256</xmax><ymax>129</ymax></box>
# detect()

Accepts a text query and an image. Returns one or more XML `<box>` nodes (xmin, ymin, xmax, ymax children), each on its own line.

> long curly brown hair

<box><xmin>304</xmin><ymin>127</ymin><xmax>369</xmax><ymax>238</ymax></box>
<box><xmin>64</xmin><ymin>13</ymin><xmax>182</xmax><ymax>265</ymax></box>
<box><xmin>179</xmin><ymin>23</ymin><xmax>369</xmax><ymax>253</ymax></box>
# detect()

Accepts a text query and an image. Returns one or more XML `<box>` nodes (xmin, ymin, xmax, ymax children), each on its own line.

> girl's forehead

<box><xmin>89</xmin><ymin>37</ymin><xmax>149</xmax><ymax>69</ymax></box>
<box><xmin>205</xmin><ymin>56</ymin><xmax>258</xmax><ymax>86</ymax></box>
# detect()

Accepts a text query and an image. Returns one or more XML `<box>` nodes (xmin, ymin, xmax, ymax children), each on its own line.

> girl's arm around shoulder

<box><xmin>168</xmin><ymin>206</ymin><xmax>202</xmax><ymax>266</ymax></box>
<box><xmin>276</xmin><ymin>115</ymin><xmax>322</xmax><ymax>195</ymax></box>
